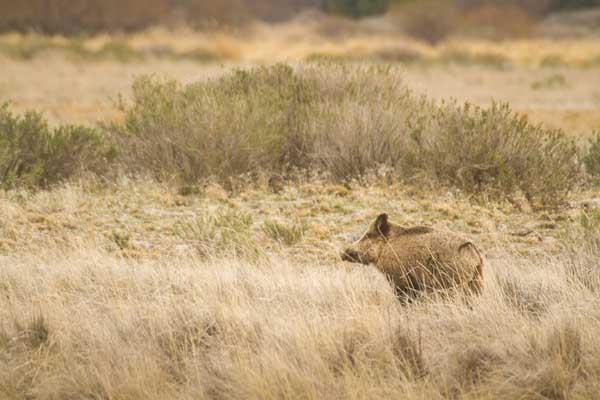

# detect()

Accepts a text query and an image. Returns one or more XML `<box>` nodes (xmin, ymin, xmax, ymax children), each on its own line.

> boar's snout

<box><xmin>341</xmin><ymin>248</ymin><xmax>365</xmax><ymax>264</ymax></box>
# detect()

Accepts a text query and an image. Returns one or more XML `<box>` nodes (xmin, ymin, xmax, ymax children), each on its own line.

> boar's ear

<box><xmin>375</xmin><ymin>213</ymin><xmax>390</xmax><ymax>236</ymax></box>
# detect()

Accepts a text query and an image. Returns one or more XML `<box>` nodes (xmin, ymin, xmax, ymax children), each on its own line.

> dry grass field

<box><xmin>1</xmin><ymin>16</ymin><xmax>600</xmax><ymax>399</ymax></box>
<box><xmin>1</xmin><ymin>179</ymin><xmax>600</xmax><ymax>399</ymax></box>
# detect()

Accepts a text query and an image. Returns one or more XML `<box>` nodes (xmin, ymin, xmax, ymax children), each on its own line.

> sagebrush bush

<box><xmin>0</xmin><ymin>104</ymin><xmax>116</xmax><ymax>189</ymax></box>
<box><xmin>112</xmin><ymin>64</ymin><xmax>422</xmax><ymax>182</ymax></box>
<box><xmin>112</xmin><ymin>65</ymin><xmax>315</xmax><ymax>182</ymax></box>
<box><xmin>111</xmin><ymin>64</ymin><xmax>580</xmax><ymax>207</ymax></box>
<box><xmin>583</xmin><ymin>131</ymin><xmax>600</xmax><ymax>179</ymax></box>
<box><xmin>306</xmin><ymin>64</ymin><xmax>421</xmax><ymax>178</ymax></box>
<box><xmin>408</xmin><ymin>101</ymin><xmax>579</xmax><ymax>206</ymax></box>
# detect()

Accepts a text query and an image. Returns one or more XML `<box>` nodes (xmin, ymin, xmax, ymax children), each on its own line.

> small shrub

<box><xmin>580</xmin><ymin>208</ymin><xmax>600</xmax><ymax>233</ymax></box>
<box><xmin>408</xmin><ymin>101</ymin><xmax>579</xmax><ymax>206</ymax></box>
<box><xmin>309</xmin><ymin>64</ymin><xmax>420</xmax><ymax>179</ymax></box>
<box><xmin>583</xmin><ymin>131</ymin><xmax>600</xmax><ymax>179</ymax></box>
<box><xmin>0</xmin><ymin>104</ymin><xmax>117</xmax><ymax>189</ymax></box>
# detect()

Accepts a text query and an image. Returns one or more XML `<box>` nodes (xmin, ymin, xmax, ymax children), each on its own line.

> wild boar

<box><xmin>341</xmin><ymin>213</ymin><xmax>483</xmax><ymax>298</ymax></box>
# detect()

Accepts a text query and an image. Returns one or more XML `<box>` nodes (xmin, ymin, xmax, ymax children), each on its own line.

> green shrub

<box><xmin>111</xmin><ymin>64</ymin><xmax>581</xmax><ymax>207</ymax></box>
<box><xmin>112</xmin><ymin>64</ymin><xmax>418</xmax><ymax>182</ymax></box>
<box><xmin>408</xmin><ymin>101</ymin><xmax>579</xmax><ymax>206</ymax></box>
<box><xmin>583</xmin><ymin>131</ymin><xmax>600</xmax><ymax>179</ymax></box>
<box><xmin>112</xmin><ymin>64</ymin><xmax>315</xmax><ymax>182</ymax></box>
<box><xmin>0</xmin><ymin>104</ymin><xmax>116</xmax><ymax>189</ymax></box>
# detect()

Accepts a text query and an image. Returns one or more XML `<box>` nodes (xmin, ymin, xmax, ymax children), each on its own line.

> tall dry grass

<box><xmin>1</xmin><ymin>240</ymin><xmax>599</xmax><ymax>399</ymax></box>
<box><xmin>0</xmin><ymin>170</ymin><xmax>597</xmax><ymax>398</ymax></box>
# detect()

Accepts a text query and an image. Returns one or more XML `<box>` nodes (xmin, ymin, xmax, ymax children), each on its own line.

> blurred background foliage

<box><xmin>1</xmin><ymin>0</ymin><xmax>599</xmax><ymax>34</ymax></box>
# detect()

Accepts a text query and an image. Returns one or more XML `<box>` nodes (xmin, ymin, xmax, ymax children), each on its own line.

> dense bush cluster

<box><xmin>583</xmin><ymin>132</ymin><xmax>600</xmax><ymax>179</ymax></box>
<box><xmin>0</xmin><ymin>64</ymin><xmax>587</xmax><ymax>206</ymax></box>
<box><xmin>0</xmin><ymin>104</ymin><xmax>116</xmax><ymax>189</ymax></box>
<box><xmin>409</xmin><ymin>101</ymin><xmax>579</xmax><ymax>205</ymax></box>
<box><xmin>111</xmin><ymin>65</ymin><xmax>316</xmax><ymax>182</ymax></box>
<box><xmin>109</xmin><ymin>64</ymin><xmax>580</xmax><ymax>206</ymax></box>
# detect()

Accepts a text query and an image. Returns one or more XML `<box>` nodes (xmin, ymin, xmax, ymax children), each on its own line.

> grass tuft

<box><xmin>174</xmin><ymin>209</ymin><xmax>261</xmax><ymax>259</ymax></box>
<box><xmin>263</xmin><ymin>219</ymin><xmax>306</xmax><ymax>246</ymax></box>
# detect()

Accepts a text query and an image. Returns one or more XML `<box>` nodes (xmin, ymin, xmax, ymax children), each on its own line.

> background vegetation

<box><xmin>1</xmin><ymin>64</ymin><xmax>588</xmax><ymax>207</ymax></box>
<box><xmin>1</xmin><ymin>0</ymin><xmax>599</xmax><ymax>33</ymax></box>
<box><xmin>0</xmin><ymin>103</ymin><xmax>116</xmax><ymax>189</ymax></box>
